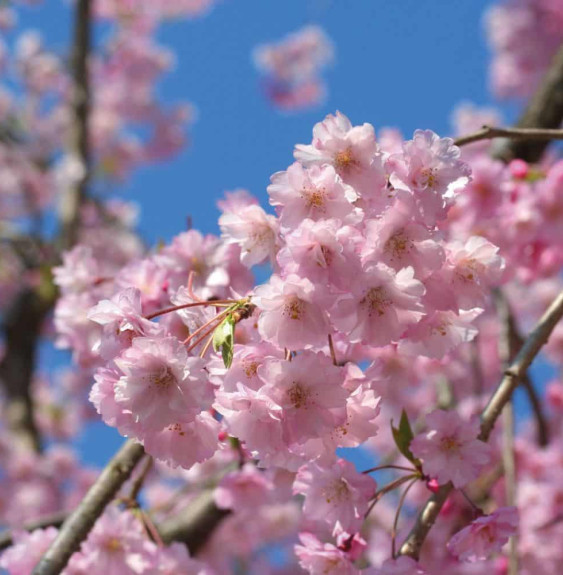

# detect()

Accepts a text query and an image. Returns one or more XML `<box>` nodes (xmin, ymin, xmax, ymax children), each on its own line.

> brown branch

<box><xmin>492</xmin><ymin>44</ymin><xmax>563</xmax><ymax>163</ymax></box>
<box><xmin>156</xmin><ymin>490</ymin><xmax>230</xmax><ymax>555</ymax></box>
<box><xmin>398</xmin><ymin>290</ymin><xmax>563</xmax><ymax>560</ymax></box>
<box><xmin>58</xmin><ymin>0</ymin><xmax>91</xmax><ymax>250</ymax></box>
<box><xmin>454</xmin><ymin>126</ymin><xmax>563</xmax><ymax>148</ymax></box>
<box><xmin>31</xmin><ymin>440</ymin><xmax>145</xmax><ymax>575</ymax></box>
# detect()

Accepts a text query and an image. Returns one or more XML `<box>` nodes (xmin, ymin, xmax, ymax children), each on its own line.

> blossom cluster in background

<box><xmin>253</xmin><ymin>25</ymin><xmax>334</xmax><ymax>111</ymax></box>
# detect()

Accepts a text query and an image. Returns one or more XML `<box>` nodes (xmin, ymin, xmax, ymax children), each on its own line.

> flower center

<box><xmin>287</xmin><ymin>382</ymin><xmax>310</xmax><ymax>409</ymax></box>
<box><xmin>385</xmin><ymin>231</ymin><xmax>412</xmax><ymax>259</ymax></box>
<box><xmin>283</xmin><ymin>296</ymin><xmax>305</xmax><ymax>320</ymax></box>
<box><xmin>361</xmin><ymin>287</ymin><xmax>391</xmax><ymax>316</ymax></box>
<box><xmin>441</xmin><ymin>436</ymin><xmax>460</xmax><ymax>451</ymax></box>
<box><xmin>334</xmin><ymin>147</ymin><xmax>357</xmax><ymax>173</ymax></box>
<box><xmin>303</xmin><ymin>186</ymin><xmax>326</xmax><ymax>209</ymax></box>
<box><xmin>421</xmin><ymin>167</ymin><xmax>438</xmax><ymax>189</ymax></box>
<box><xmin>151</xmin><ymin>365</ymin><xmax>176</xmax><ymax>389</ymax></box>
<box><xmin>323</xmin><ymin>479</ymin><xmax>350</xmax><ymax>504</ymax></box>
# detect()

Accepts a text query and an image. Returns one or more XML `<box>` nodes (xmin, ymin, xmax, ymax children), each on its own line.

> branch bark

<box><xmin>31</xmin><ymin>440</ymin><xmax>145</xmax><ymax>575</ymax></box>
<box><xmin>157</xmin><ymin>490</ymin><xmax>230</xmax><ymax>554</ymax></box>
<box><xmin>398</xmin><ymin>290</ymin><xmax>563</xmax><ymax>560</ymax></box>
<box><xmin>58</xmin><ymin>0</ymin><xmax>91</xmax><ymax>250</ymax></box>
<box><xmin>491</xmin><ymin>44</ymin><xmax>563</xmax><ymax>162</ymax></box>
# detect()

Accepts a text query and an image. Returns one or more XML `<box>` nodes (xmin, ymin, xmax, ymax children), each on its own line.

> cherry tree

<box><xmin>1</xmin><ymin>1</ymin><xmax>563</xmax><ymax>574</ymax></box>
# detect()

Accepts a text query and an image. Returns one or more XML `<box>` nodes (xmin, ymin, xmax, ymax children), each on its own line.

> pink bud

<box><xmin>426</xmin><ymin>478</ymin><xmax>440</xmax><ymax>493</ymax></box>
<box><xmin>218</xmin><ymin>430</ymin><xmax>229</xmax><ymax>441</ymax></box>
<box><xmin>509</xmin><ymin>159</ymin><xmax>529</xmax><ymax>179</ymax></box>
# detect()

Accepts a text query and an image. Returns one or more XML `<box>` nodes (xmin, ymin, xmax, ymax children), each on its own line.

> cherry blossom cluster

<box><xmin>485</xmin><ymin>0</ymin><xmax>563</xmax><ymax>98</ymax></box>
<box><xmin>253</xmin><ymin>26</ymin><xmax>333</xmax><ymax>111</ymax></box>
<box><xmin>37</xmin><ymin>110</ymin><xmax>531</xmax><ymax>573</ymax></box>
<box><xmin>1</xmin><ymin>506</ymin><xmax>208</xmax><ymax>574</ymax></box>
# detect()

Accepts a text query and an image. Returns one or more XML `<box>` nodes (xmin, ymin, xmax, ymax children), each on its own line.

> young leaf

<box><xmin>391</xmin><ymin>409</ymin><xmax>419</xmax><ymax>466</ymax></box>
<box><xmin>213</xmin><ymin>315</ymin><xmax>236</xmax><ymax>368</ymax></box>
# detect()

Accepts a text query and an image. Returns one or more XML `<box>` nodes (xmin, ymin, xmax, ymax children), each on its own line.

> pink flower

<box><xmin>398</xmin><ymin>309</ymin><xmax>481</xmax><ymax>359</ymax></box>
<box><xmin>66</xmin><ymin>507</ymin><xmax>157</xmax><ymax>574</ymax></box>
<box><xmin>253</xmin><ymin>274</ymin><xmax>329</xmax><ymax>349</ymax></box>
<box><xmin>294</xmin><ymin>111</ymin><xmax>386</xmax><ymax>195</ymax></box>
<box><xmin>365</xmin><ymin>556</ymin><xmax>427</xmax><ymax>574</ymax></box>
<box><xmin>260</xmin><ymin>351</ymin><xmax>348</xmax><ymax>445</ymax></box>
<box><xmin>114</xmin><ymin>336</ymin><xmax>211</xmax><ymax>431</ymax></box>
<box><xmin>447</xmin><ymin>506</ymin><xmax>518</xmax><ymax>562</ymax></box>
<box><xmin>141</xmin><ymin>412</ymin><xmax>219</xmax><ymax>469</ymax></box>
<box><xmin>268</xmin><ymin>163</ymin><xmax>357</xmax><ymax>228</ymax></box>
<box><xmin>153</xmin><ymin>542</ymin><xmax>207</xmax><ymax>575</ymax></box>
<box><xmin>390</xmin><ymin>129</ymin><xmax>471</xmax><ymax>224</ymax></box>
<box><xmin>0</xmin><ymin>527</ymin><xmax>59</xmax><ymax>575</ymax></box>
<box><xmin>410</xmin><ymin>410</ymin><xmax>492</xmax><ymax>488</ymax></box>
<box><xmin>88</xmin><ymin>287</ymin><xmax>160</xmax><ymax>360</ymax></box>
<box><xmin>330</xmin><ymin>265</ymin><xmax>424</xmax><ymax>346</ymax></box>
<box><xmin>295</xmin><ymin>532</ymin><xmax>359</xmax><ymax>575</ymax></box>
<box><xmin>219</xmin><ymin>204</ymin><xmax>278</xmax><ymax>267</ymax></box>
<box><xmin>294</xmin><ymin>458</ymin><xmax>376</xmax><ymax>534</ymax></box>
<box><xmin>276</xmin><ymin>219</ymin><xmax>362</xmax><ymax>291</ymax></box>
<box><xmin>214</xmin><ymin>463</ymin><xmax>274</xmax><ymax>511</ymax></box>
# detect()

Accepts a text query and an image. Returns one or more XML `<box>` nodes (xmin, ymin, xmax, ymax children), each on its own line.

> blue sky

<box><xmin>19</xmin><ymin>0</ymin><xmax>542</xmax><ymax>466</ymax></box>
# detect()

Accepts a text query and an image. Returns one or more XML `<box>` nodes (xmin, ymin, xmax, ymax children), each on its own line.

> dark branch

<box><xmin>157</xmin><ymin>490</ymin><xmax>230</xmax><ymax>555</ymax></box>
<box><xmin>58</xmin><ymin>0</ymin><xmax>91</xmax><ymax>249</ymax></box>
<box><xmin>491</xmin><ymin>44</ymin><xmax>563</xmax><ymax>162</ymax></box>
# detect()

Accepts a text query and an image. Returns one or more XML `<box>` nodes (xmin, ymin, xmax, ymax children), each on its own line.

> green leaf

<box><xmin>213</xmin><ymin>315</ymin><xmax>235</xmax><ymax>368</ymax></box>
<box><xmin>391</xmin><ymin>410</ymin><xmax>419</xmax><ymax>466</ymax></box>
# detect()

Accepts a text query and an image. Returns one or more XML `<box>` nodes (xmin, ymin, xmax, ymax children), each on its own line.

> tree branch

<box><xmin>58</xmin><ymin>0</ymin><xmax>91</xmax><ymax>250</ymax></box>
<box><xmin>398</xmin><ymin>290</ymin><xmax>563</xmax><ymax>560</ymax></box>
<box><xmin>454</xmin><ymin>126</ymin><xmax>563</xmax><ymax>148</ymax></box>
<box><xmin>31</xmin><ymin>440</ymin><xmax>145</xmax><ymax>575</ymax></box>
<box><xmin>156</xmin><ymin>490</ymin><xmax>230</xmax><ymax>554</ymax></box>
<box><xmin>491</xmin><ymin>44</ymin><xmax>563</xmax><ymax>163</ymax></box>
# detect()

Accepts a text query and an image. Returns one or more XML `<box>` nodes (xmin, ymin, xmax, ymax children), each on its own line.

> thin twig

<box><xmin>31</xmin><ymin>440</ymin><xmax>145</xmax><ymax>575</ymax></box>
<box><xmin>398</xmin><ymin>290</ymin><xmax>563</xmax><ymax>560</ymax></box>
<box><xmin>391</xmin><ymin>477</ymin><xmax>418</xmax><ymax>558</ymax></box>
<box><xmin>454</xmin><ymin>125</ymin><xmax>563</xmax><ymax>148</ymax></box>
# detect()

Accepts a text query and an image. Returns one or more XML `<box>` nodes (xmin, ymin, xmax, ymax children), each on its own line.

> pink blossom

<box><xmin>410</xmin><ymin>410</ymin><xmax>492</xmax><ymax>488</ymax></box>
<box><xmin>214</xmin><ymin>463</ymin><xmax>274</xmax><ymax>511</ymax></box>
<box><xmin>219</xmin><ymin>204</ymin><xmax>278</xmax><ymax>268</ymax></box>
<box><xmin>294</xmin><ymin>458</ymin><xmax>376</xmax><ymax>534</ymax></box>
<box><xmin>153</xmin><ymin>542</ymin><xmax>208</xmax><ymax>575</ymax></box>
<box><xmin>447</xmin><ymin>506</ymin><xmax>518</xmax><ymax>562</ymax></box>
<box><xmin>445</xmin><ymin>236</ymin><xmax>505</xmax><ymax>309</ymax></box>
<box><xmin>330</xmin><ymin>265</ymin><xmax>424</xmax><ymax>346</ymax></box>
<box><xmin>141</xmin><ymin>412</ymin><xmax>219</xmax><ymax>469</ymax></box>
<box><xmin>294</xmin><ymin>111</ymin><xmax>386</xmax><ymax>195</ymax></box>
<box><xmin>398</xmin><ymin>309</ymin><xmax>481</xmax><ymax>359</ymax></box>
<box><xmin>276</xmin><ymin>219</ymin><xmax>362</xmax><ymax>290</ymax></box>
<box><xmin>66</xmin><ymin>507</ymin><xmax>156</xmax><ymax>574</ymax></box>
<box><xmin>260</xmin><ymin>352</ymin><xmax>348</xmax><ymax>446</ymax></box>
<box><xmin>390</xmin><ymin>129</ymin><xmax>471</xmax><ymax>224</ymax></box>
<box><xmin>113</xmin><ymin>336</ymin><xmax>211</xmax><ymax>431</ymax></box>
<box><xmin>0</xmin><ymin>527</ymin><xmax>58</xmax><ymax>575</ymax></box>
<box><xmin>295</xmin><ymin>532</ymin><xmax>359</xmax><ymax>575</ymax></box>
<box><xmin>268</xmin><ymin>162</ymin><xmax>357</xmax><ymax>228</ymax></box>
<box><xmin>253</xmin><ymin>274</ymin><xmax>329</xmax><ymax>348</ymax></box>
<box><xmin>365</xmin><ymin>556</ymin><xmax>427</xmax><ymax>574</ymax></box>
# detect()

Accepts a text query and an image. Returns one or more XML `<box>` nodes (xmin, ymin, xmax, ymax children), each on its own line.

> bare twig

<box><xmin>398</xmin><ymin>290</ymin><xmax>563</xmax><ymax>560</ymax></box>
<box><xmin>454</xmin><ymin>125</ymin><xmax>563</xmax><ymax>148</ymax></box>
<box><xmin>31</xmin><ymin>440</ymin><xmax>145</xmax><ymax>575</ymax></box>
